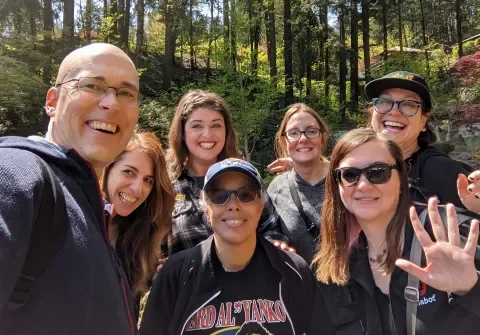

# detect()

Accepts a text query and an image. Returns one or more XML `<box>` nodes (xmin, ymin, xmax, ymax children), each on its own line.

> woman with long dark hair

<box><xmin>101</xmin><ymin>131</ymin><xmax>175</xmax><ymax>318</ymax></box>
<box><xmin>313</xmin><ymin>128</ymin><xmax>480</xmax><ymax>334</ymax></box>
<box><xmin>165</xmin><ymin>90</ymin><xmax>289</xmax><ymax>256</ymax></box>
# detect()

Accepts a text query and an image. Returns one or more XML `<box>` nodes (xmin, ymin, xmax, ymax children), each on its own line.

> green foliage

<box><xmin>370</xmin><ymin>54</ymin><xmax>428</xmax><ymax>79</ymax></box>
<box><xmin>138</xmin><ymin>94</ymin><xmax>178</xmax><ymax>148</ymax></box>
<box><xmin>0</xmin><ymin>55</ymin><xmax>47</xmax><ymax>135</ymax></box>
<box><xmin>2</xmin><ymin>0</ymin><xmax>480</xmax><ymax>171</ymax></box>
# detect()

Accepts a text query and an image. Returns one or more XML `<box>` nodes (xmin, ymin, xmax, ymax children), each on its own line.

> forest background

<box><xmin>1</xmin><ymin>0</ymin><xmax>480</xmax><ymax>177</ymax></box>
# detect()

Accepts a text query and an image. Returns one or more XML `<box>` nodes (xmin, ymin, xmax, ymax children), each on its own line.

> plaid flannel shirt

<box><xmin>166</xmin><ymin>169</ymin><xmax>288</xmax><ymax>256</ymax></box>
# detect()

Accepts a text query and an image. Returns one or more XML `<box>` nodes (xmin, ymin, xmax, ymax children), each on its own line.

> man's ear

<box><xmin>45</xmin><ymin>87</ymin><xmax>58</xmax><ymax>117</ymax></box>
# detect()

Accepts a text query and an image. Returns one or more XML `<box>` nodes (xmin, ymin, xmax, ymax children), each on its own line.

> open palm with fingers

<box><xmin>396</xmin><ymin>198</ymin><xmax>479</xmax><ymax>295</ymax></box>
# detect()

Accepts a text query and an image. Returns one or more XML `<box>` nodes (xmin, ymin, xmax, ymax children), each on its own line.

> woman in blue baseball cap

<box><xmin>140</xmin><ymin>158</ymin><xmax>335</xmax><ymax>335</ymax></box>
<box><xmin>365</xmin><ymin>71</ymin><xmax>480</xmax><ymax>211</ymax></box>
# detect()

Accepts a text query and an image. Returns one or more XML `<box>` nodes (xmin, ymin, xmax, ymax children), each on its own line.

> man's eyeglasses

<box><xmin>56</xmin><ymin>77</ymin><xmax>142</xmax><ymax>105</ymax></box>
<box><xmin>206</xmin><ymin>186</ymin><xmax>259</xmax><ymax>205</ymax></box>
<box><xmin>371</xmin><ymin>97</ymin><xmax>422</xmax><ymax>116</ymax></box>
<box><xmin>283</xmin><ymin>128</ymin><xmax>322</xmax><ymax>141</ymax></box>
<box><xmin>334</xmin><ymin>163</ymin><xmax>399</xmax><ymax>187</ymax></box>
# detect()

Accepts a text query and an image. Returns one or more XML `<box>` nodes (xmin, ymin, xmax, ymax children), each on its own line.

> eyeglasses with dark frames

<box><xmin>283</xmin><ymin>128</ymin><xmax>322</xmax><ymax>141</ymax></box>
<box><xmin>371</xmin><ymin>97</ymin><xmax>422</xmax><ymax>117</ymax></box>
<box><xmin>334</xmin><ymin>163</ymin><xmax>399</xmax><ymax>187</ymax></box>
<box><xmin>56</xmin><ymin>77</ymin><xmax>142</xmax><ymax>105</ymax></box>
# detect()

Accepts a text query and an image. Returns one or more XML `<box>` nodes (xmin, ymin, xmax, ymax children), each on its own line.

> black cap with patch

<box><xmin>365</xmin><ymin>71</ymin><xmax>432</xmax><ymax>110</ymax></box>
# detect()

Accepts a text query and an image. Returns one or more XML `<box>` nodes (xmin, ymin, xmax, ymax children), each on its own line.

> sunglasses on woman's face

<box><xmin>334</xmin><ymin>163</ymin><xmax>399</xmax><ymax>187</ymax></box>
<box><xmin>206</xmin><ymin>186</ymin><xmax>259</xmax><ymax>205</ymax></box>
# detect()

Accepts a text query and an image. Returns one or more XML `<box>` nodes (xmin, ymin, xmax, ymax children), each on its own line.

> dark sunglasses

<box><xmin>206</xmin><ymin>186</ymin><xmax>259</xmax><ymax>205</ymax></box>
<box><xmin>334</xmin><ymin>163</ymin><xmax>399</xmax><ymax>187</ymax></box>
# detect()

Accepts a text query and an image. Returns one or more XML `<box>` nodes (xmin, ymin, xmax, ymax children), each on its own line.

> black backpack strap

<box><xmin>406</xmin><ymin>206</ymin><xmax>480</xmax><ymax>335</ymax></box>
<box><xmin>405</xmin><ymin>211</ymin><xmax>427</xmax><ymax>335</ymax></box>
<box><xmin>6</xmin><ymin>158</ymin><xmax>68</xmax><ymax>310</ymax></box>
<box><xmin>287</xmin><ymin>171</ymin><xmax>318</xmax><ymax>238</ymax></box>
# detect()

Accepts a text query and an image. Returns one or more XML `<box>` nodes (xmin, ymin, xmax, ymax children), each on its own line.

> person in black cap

<box><xmin>139</xmin><ymin>158</ymin><xmax>334</xmax><ymax>335</ymax></box>
<box><xmin>365</xmin><ymin>71</ymin><xmax>480</xmax><ymax>211</ymax></box>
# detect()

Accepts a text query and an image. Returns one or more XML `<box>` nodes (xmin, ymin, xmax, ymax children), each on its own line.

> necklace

<box><xmin>368</xmin><ymin>248</ymin><xmax>387</xmax><ymax>264</ymax></box>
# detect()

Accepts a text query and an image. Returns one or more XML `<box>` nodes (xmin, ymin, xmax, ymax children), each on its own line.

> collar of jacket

<box><xmin>194</xmin><ymin>234</ymin><xmax>303</xmax><ymax>290</ymax></box>
<box><xmin>349</xmin><ymin>238</ymin><xmax>376</xmax><ymax>298</ymax></box>
<box><xmin>177</xmin><ymin>168</ymin><xmax>202</xmax><ymax>198</ymax></box>
<box><xmin>349</xmin><ymin>221</ymin><xmax>414</xmax><ymax>293</ymax></box>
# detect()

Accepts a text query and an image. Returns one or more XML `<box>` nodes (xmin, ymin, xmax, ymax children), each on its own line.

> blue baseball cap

<box><xmin>203</xmin><ymin>158</ymin><xmax>263</xmax><ymax>191</ymax></box>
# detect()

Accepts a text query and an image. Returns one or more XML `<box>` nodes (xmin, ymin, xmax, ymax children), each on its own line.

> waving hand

<box><xmin>396</xmin><ymin>198</ymin><xmax>479</xmax><ymax>296</ymax></box>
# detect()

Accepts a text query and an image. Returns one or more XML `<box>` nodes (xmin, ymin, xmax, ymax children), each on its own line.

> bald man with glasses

<box><xmin>0</xmin><ymin>43</ymin><xmax>140</xmax><ymax>334</ymax></box>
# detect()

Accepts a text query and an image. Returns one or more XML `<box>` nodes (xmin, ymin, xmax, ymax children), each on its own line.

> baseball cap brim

<box><xmin>365</xmin><ymin>77</ymin><xmax>432</xmax><ymax>110</ymax></box>
<box><xmin>203</xmin><ymin>166</ymin><xmax>262</xmax><ymax>191</ymax></box>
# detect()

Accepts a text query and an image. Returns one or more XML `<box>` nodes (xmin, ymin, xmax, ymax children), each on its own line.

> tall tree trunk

<box><xmin>110</xmin><ymin>0</ymin><xmax>119</xmax><ymax>42</ymax></box>
<box><xmin>85</xmin><ymin>0</ymin><xmax>93</xmax><ymax>42</ymax></box>
<box><xmin>13</xmin><ymin>6</ymin><xmax>22</xmax><ymax>34</ymax></box>
<box><xmin>42</xmin><ymin>0</ymin><xmax>53</xmax><ymax>80</ymax></box>
<box><xmin>339</xmin><ymin>7</ymin><xmax>347</xmax><ymax>123</ymax></box>
<box><xmin>318</xmin><ymin>7</ymin><xmax>324</xmax><ymax>81</ymax></box>
<box><xmin>230</xmin><ymin>0</ymin><xmax>237</xmax><ymax>72</ymax></box>
<box><xmin>250</xmin><ymin>0</ymin><xmax>261</xmax><ymax>75</ymax></box>
<box><xmin>118</xmin><ymin>0</ymin><xmax>125</xmax><ymax>47</ymax></box>
<box><xmin>179</xmin><ymin>29</ymin><xmax>184</xmax><ymax>85</ymax></box>
<box><xmin>321</xmin><ymin>0</ymin><xmax>328</xmax><ymax>97</ymax></box>
<box><xmin>305</xmin><ymin>11</ymin><xmax>314</xmax><ymax>98</ymax></box>
<box><xmin>163</xmin><ymin>0</ymin><xmax>176</xmax><ymax>90</ymax></box>
<box><xmin>120</xmin><ymin>0</ymin><xmax>131</xmax><ymax>50</ymax></box>
<box><xmin>215</xmin><ymin>5</ymin><xmax>220</xmax><ymax>69</ymax></box>
<box><xmin>361</xmin><ymin>0</ymin><xmax>371</xmax><ymax>83</ymax></box>
<box><xmin>382</xmin><ymin>0</ymin><xmax>388</xmax><ymax>60</ymax></box>
<box><xmin>350</xmin><ymin>0</ymin><xmax>358</xmax><ymax>113</ymax></box>
<box><xmin>62</xmin><ymin>0</ymin><xmax>75</xmax><ymax>53</ymax></box>
<box><xmin>207</xmin><ymin>0</ymin><xmax>215</xmax><ymax>81</ymax></box>
<box><xmin>42</xmin><ymin>0</ymin><xmax>54</xmax><ymax>128</ymax></box>
<box><xmin>325</xmin><ymin>45</ymin><xmax>330</xmax><ymax>103</ymax></box>
<box><xmin>396</xmin><ymin>0</ymin><xmax>403</xmax><ymax>52</ymax></box>
<box><xmin>103</xmin><ymin>0</ymin><xmax>109</xmax><ymax>42</ymax></box>
<box><xmin>189</xmin><ymin>0</ymin><xmax>195</xmax><ymax>69</ymax></box>
<box><xmin>248</xmin><ymin>0</ymin><xmax>254</xmax><ymax>69</ymax></box>
<box><xmin>29</xmin><ymin>8</ymin><xmax>36</xmax><ymax>38</ymax></box>
<box><xmin>135</xmin><ymin>0</ymin><xmax>144</xmax><ymax>65</ymax></box>
<box><xmin>456</xmin><ymin>0</ymin><xmax>463</xmax><ymax>58</ymax></box>
<box><xmin>284</xmin><ymin>0</ymin><xmax>293</xmax><ymax>105</ymax></box>
<box><xmin>265</xmin><ymin>0</ymin><xmax>277</xmax><ymax>85</ymax></box>
<box><xmin>419</xmin><ymin>0</ymin><xmax>430</xmax><ymax>75</ymax></box>
<box><xmin>223</xmin><ymin>0</ymin><xmax>230</xmax><ymax>68</ymax></box>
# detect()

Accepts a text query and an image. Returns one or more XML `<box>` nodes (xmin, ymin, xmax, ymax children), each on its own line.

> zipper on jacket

<box><xmin>387</xmin><ymin>275</ymin><xmax>398</xmax><ymax>335</ymax></box>
<box><xmin>387</xmin><ymin>293</ymin><xmax>398</xmax><ymax>335</ymax></box>
<box><xmin>180</xmin><ymin>290</ymin><xmax>221</xmax><ymax>334</ymax></box>
<box><xmin>279</xmin><ymin>282</ymin><xmax>296</xmax><ymax>335</ymax></box>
